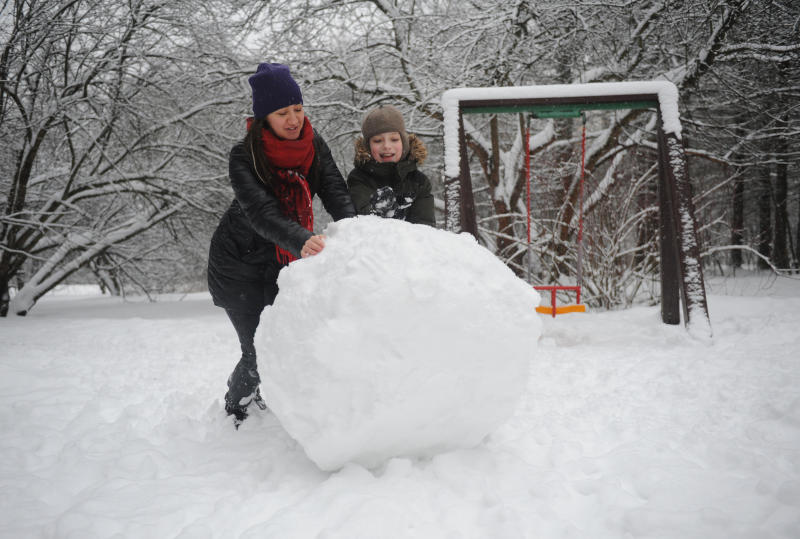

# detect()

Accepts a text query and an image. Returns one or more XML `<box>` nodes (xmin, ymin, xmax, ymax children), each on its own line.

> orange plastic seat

<box><xmin>535</xmin><ymin>304</ymin><xmax>586</xmax><ymax>316</ymax></box>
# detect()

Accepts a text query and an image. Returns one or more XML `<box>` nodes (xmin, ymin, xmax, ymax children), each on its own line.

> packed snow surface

<box><xmin>260</xmin><ymin>216</ymin><xmax>541</xmax><ymax>470</ymax></box>
<box><xmin>1</xmin><ymin>273</ymin><xmax>800</xmax><ymax>537</ymax></box>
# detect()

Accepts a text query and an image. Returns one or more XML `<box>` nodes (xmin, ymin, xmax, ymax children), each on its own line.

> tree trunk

<box><xmin>772</xmin><ymin>106</ymin><xmax>791</xmax><ymax>270</ymax></box>
<box><xmin>773</xmin><ymin>156</ymin><xmax>789</xmax><ymax>270</ymax></box>
<box><xmin>796</xmin><ymin>185</ymin><xmax>800</xmax><ymax>272</ymax></box>
<box><xmin>797</xmin><ymin>178</ymin><xmax>800</xmax><ymax>272</ymax></box>
<box><xmin>90</xmin><ymin>256</ymin><xmax>121</xmax><ymax>296</ymax></box>
<box><xmin>757</xmin><ymin>165</ymin><xmax>772</xmax><ymax>269</ymax></box>
<box><xmin>552</xmin><ymin>118</ymin><xmax>577</xmax><ymax>279</ymax></box>
<box><xmin>730</xmin><ymin>166</ymin><xmax>744</xmax><ymax>268</ymax></box>
<box><xmin>0</xmin><ymin>273</ymin><xmax>9</xmax><ymax>317</ymax></box>
<box><xmin>488</xmin><ymin>117</ymin><xmax>516</xmax><ymax>260</ymax></box>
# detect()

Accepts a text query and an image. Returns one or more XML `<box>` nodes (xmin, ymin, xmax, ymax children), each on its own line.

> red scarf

<box><xmin>247</xmin><ymin>117</ymin><xmax>316</xmax><ymax>264</ymax></box>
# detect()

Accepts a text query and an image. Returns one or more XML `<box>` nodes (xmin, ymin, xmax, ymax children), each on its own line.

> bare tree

<box><xmin>685</xmin><ymin>0</ymin><xmax>799</xmax><ymax>273</ymax></box>
<box><xmin>0</xmin><ymin>0</ymin><xmax>248</xmax><ymax>315</ymax></box>
<box><xmin>6</xmin><ymin>0</ymin><xmax>794</xmax><ymax>315</ymax></box>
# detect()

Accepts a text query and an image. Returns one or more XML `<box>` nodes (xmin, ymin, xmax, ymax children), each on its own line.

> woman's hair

<box><xmin>243</xmin><ymin>118</ymin><xmax>320</xmax><ymax>193</ymax></box>
<box><xmin>244</xmin><ymin>118</ymin><xmax>276</xmax><ymax>191</ymax></box>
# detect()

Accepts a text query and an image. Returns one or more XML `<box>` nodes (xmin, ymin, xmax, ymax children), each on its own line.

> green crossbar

<box><xmin>462</xmin><ymin>100</ymin><xmax>658</xmax><ymax>118</ymax></box>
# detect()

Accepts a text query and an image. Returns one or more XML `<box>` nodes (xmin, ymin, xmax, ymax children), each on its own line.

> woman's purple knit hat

<box><xmin>248</xmin><ymin>63</ymin><xmax>303</xmax><ymax>118</ymax></box>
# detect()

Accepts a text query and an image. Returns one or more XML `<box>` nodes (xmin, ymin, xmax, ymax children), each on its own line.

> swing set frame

<box><xmin>441</xmin><ymin>82</ymin><xmax>711</xmax><ymax>334</ymax></box>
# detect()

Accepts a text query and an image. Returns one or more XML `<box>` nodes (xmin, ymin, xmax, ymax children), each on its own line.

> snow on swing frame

<box><xmin>440</xmin><ymin>81</ymin><xmax>712</xmax><ymax>337</ymax></box>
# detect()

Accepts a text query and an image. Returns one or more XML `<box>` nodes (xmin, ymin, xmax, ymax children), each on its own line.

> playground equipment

<box><xmin>440</xmin><ymin>82</ymin><xmax>711</xmax><ymax>336</ymax></box>
<box><xmin>524</xmin><ymin>113</ymin><xmax>587</xmax><ymax>317</ymax></box>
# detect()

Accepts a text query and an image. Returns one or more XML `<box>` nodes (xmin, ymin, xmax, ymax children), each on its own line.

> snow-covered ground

<box><xmin>2</xmin><ymin>272</ymin><xmax>799</xmax><ymax>538</ymax></box>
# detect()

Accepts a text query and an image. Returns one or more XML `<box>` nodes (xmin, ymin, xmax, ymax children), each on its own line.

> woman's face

<box><xmin>369</xmin><ymin>132</ymin><xmax>403</xmax><ymax>163</ymax></box>
<box><xmin>266</xmin><ymin>104</ymin><xmax>305</xmax><ymax>140</ymax></box>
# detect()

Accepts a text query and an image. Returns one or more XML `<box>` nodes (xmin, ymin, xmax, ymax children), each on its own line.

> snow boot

<box><xmin>226</xmin><ymin>402</ymin><xmax>248</xmax><ymax>429</ymax></box>
<box><xmin>224</xmin><ymin>354</ymin><xmax>260</xmax><ymax>427</ymax></box>
<box><xmin>252</xmin><ymin>387</ymin><xmax>268</xmax><ymax>411</ymax></box>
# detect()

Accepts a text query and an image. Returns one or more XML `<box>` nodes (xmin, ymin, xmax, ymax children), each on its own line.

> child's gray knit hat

<box><xmin>361</xmin><ymin>105</ymin><xmax>409</xmax><ymax>157</ymax></box>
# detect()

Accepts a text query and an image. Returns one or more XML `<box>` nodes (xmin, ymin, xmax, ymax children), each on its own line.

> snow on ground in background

<box><xmin>1</xmin><ymin>273</ymin><xmax>799</xmax><ymax>538</ymax></box>
<box><xmin>41</xmin><ymin>284</ymin><xmax>105</xmax><ymax>296</ymax></box>
<box><xmin>261</xmin><ymin>217</ymin><xmax>540</xmax><ymax>471</ymax></box>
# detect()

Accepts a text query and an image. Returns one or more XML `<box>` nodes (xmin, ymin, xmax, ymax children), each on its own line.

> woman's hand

<box><xmin>301</xmin><ymin>235</ymin><xmax>326</xmax><ymax>258</ymax></box>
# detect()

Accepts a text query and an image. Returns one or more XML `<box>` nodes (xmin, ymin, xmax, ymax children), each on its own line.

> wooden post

<box><xmin>658</xmin><ymin>124</ymin><xmax>712</xmax><ymax>335</ymax></box>
<box><xmin>443</xmin><ymin>176</ymin><xmax>460</xmax><ymax>233</ymax></box>
<box><xmin>656</xmin><ymin>117</ymin><xmax>681</xmax><ymax>325</ymax></box>
<box><xmin>457</xmin><ymin>110</ymin><xmax>478</xmax><ymax>236</ymax></box>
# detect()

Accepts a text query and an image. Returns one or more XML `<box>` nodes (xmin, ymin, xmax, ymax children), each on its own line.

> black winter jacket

<box><xmin>347</xmin><ymin>134</ymin><xmax>435</xmax><ymax>227</ymax></box>
<box><xmin>208</xmin><ymin>132</ymin><xmax>355</xmax><ymax>313</ymax></box>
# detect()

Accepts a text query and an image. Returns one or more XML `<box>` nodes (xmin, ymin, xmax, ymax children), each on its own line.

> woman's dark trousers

<box><xmin>224</xmin><ymin>309</ymin><xmax>262</xmax><ymax>419</ymax></box>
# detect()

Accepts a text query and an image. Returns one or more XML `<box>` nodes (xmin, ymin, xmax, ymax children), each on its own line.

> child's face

<box><xmin>369</xmin><ymin>132</ymin><xmax>403</xmax><ymax>163</ymax></box>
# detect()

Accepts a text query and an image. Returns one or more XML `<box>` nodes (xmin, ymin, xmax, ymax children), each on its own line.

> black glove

<box><xmin>394</xmin><ymin>194</ymin><xmax>414</xmax><ymax>221</ymax></box>
<box><xmin>370</xmin><ymin>186</ymin><xmax>398</xmax><ymax>217</ymax></box>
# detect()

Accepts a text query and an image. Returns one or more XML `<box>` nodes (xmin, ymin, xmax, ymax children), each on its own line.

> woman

<box><xmin>347</xmin><ymin>105</ymin><xmax>435</xmax><ymax>226</ymax></box>
<box><xmin>208</xmin><ymin>63</ymin><xmax>355</xmax><ymax>426</ymax></box>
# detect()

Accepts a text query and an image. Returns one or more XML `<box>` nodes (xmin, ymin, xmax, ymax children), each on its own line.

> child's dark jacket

<box><xmin>347</xmin><ymin>134</ymin><xmax>435</xmax><ymax>226</ymax></box>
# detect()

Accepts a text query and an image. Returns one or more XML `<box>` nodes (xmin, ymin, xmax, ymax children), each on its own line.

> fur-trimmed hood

<box><xmin>353</xmin><ymin>133</ymin><xmax>427</xmax><ymax>166</ymax></box>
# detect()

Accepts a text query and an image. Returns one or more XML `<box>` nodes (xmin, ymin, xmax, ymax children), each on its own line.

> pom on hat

<box><xmin>361</xmin><ymin>105</ymin><xmax>409</xmax><ymax>157</ymax></box>
<box><xmin>249</xmin><ymin>63</ymin><xmax>303</xmax><ymax>119</ymax></box>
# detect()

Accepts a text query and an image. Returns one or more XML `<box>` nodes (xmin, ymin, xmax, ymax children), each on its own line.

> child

<box><xmin>347</xmin><ymin>105</ymin><xmax>435</xmax><ymax>226</ymax></box>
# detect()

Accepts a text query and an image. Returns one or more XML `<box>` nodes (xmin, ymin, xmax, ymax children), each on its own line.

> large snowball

<box><xmin>259</xmin><ymin>216</ymin><xmax>541</xmax><ymax>471</ymax></box>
